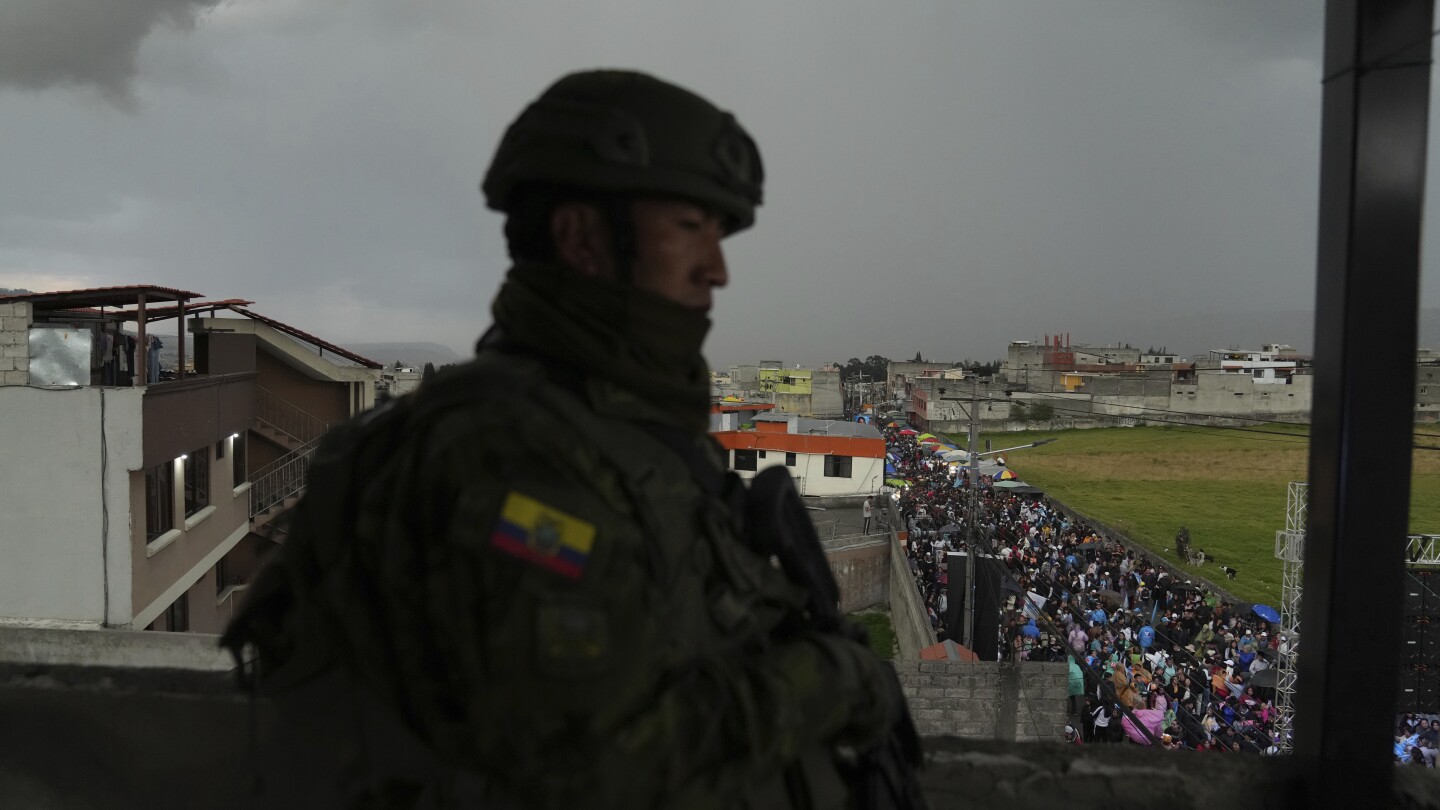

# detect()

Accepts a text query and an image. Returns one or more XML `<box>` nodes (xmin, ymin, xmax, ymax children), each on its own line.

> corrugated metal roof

<box><xmin>0</xmin><ymin>285</ymin><xmax>203</xmax><ymax>308</ymax></box>
<box><xmin>100</xmin><ymin>299</ymin><xmax>256</xmax><ymax>322</ymax></box>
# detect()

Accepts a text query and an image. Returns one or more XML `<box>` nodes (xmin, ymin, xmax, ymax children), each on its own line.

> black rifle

<box><xmin>747</xmin><ymin>466</ymin><xmax>929</xmax><ymax>810</ymax></box>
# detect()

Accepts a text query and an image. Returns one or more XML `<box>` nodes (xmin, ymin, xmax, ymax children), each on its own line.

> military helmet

<box><xmin>482</xmin><ymin>70</ymin><xmax>764</xmax><ymax>234</ymax></box>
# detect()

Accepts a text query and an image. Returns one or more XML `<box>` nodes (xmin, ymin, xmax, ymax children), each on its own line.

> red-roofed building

<box><xmin>710</xmin><ymin>411</ymin><xmax>886</xmax><ymax>498</ymax></box>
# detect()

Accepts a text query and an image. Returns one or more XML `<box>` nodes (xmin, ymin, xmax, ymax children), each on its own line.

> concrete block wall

<box><xmin>0</xmin><ymin>302</ymin><xmax>32</xmax><ymax>385</ymax></box>
<box><xmin>826</xmin><ymin>539</ymin><xmax>890</xmax><ymax>614</ymax></box>
<box><xmin>888</xmin><ymin>531</ymin><xmax>937</xmax><ymax>659</ymax></box>
<box><xmin>891</xmin><ymin>660</ymin><xmax>1069</xmax><ymax>742</ymax></box>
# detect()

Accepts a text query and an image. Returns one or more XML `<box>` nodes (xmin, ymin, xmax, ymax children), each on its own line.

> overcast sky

<box><xmin>2</xmin><ymin>0</ymin><xmax>1436</xmax><ymax>368</ymax></box>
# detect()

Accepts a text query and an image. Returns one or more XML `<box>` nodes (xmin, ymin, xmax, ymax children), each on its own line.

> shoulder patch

<box><xmin>490</xmin><ymin>491</ymin><xmax>596</xmax><ymax>580</ymax></box>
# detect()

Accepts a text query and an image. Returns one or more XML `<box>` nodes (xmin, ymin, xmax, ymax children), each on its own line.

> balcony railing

<box><xmin>249</xmin><ymin>438</ymin><xmax>319</xmax><ymax>518</ymax></box>
<box><xmin>255</xmin><ymin>386</ymin><xmax>328</xmax><ymax>445</ymax></box>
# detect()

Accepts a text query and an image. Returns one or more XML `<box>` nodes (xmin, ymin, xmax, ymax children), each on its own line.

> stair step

<box><xmin>254</xmin><ymin>423</ymin><xmax>305</xmax><ymax>451</ymax></box>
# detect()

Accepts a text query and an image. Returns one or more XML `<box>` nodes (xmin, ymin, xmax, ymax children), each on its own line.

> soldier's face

<box><xmin>629</xmin><ymin>199</ymin><xmax>729</xmax><ymax>312</ymax></box>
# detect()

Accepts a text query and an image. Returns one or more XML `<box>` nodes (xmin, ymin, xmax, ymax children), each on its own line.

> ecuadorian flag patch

<box><xmin>489</xmin><ymin>492</ymin><xmax>596</xmax><ymax>581</ymax></box>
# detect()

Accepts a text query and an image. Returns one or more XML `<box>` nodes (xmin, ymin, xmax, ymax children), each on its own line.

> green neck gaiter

<box><xmin>490</xmin><ymin>262</ymin><xmax>713</xmax><ymax>431</ymax></box>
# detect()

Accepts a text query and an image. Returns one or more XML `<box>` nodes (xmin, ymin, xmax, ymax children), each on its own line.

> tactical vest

<box><xmin>226</xmin><ymin>347</ymin><xmax>851</xmax><ymax>809</ymax></box>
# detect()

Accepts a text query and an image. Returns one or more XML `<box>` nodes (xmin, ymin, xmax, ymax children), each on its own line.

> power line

<box><xmin>1320</xmin><ymin>26</ymin><xmax>1440</xmax><ymax>85</ymax></box>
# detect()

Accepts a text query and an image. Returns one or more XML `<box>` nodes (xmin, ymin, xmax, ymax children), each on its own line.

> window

<box><xmin>164</xmin><ymin>593</ymin><xmax>189</xmax><ymax>632</ymax></box>
<box><xmin>733</xmin><ymin>449</ymin><xmax>758</xmax><ymax>471</ymax></box>
<box><xmin>758</xmin><ymin>450</ymin><xmax>767</xmax><ymax>458</ymax></box>
<box><xmin>824</xmin><ymin>455</ymin><xmax>853</xmax><ymax>478</ymax></box>
<box><xmin>216</xmin><ymin>557</ymin><xmax>228</xmax><ymax>596</ymax></box>
<box><xmin>145</xmin><ymin>463</ymin><xmax>174</xmax><ymax>541</ymax></box>
<box><xmin>232</xmin><ymin>433</ymin><xmax>246</xmax><ymax>487</ymax></box>
<box><xmin>786</xmin><ymin>452</ymin><xmax>797</xmax><ymax>467</ymax></box>
<box><xmin>1253</xmin><ymin>370</ymin><xmax>1265</xmax><ymax>379</ymax></box>
<box><xmin>184</xmin><ymin>446</ymin><xmax>210</xmax><ymax>517</ymax></box>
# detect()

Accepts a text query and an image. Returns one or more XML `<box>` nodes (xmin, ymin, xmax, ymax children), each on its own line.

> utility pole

<box><xmin>963</xmin><ymin>376</ymin><xmax>980</xmax><ymax>651</ymax></box>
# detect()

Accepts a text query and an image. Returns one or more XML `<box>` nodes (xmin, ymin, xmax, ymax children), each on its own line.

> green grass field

<box><xmin>940</xmin><ymin>424</ymin><xmax>1440</xmax><ymax>606</ymax></box>
<box><xmin>849</xmin><ymin>609</ymin><xmax>896</xmax><ymax>660</ymax></box>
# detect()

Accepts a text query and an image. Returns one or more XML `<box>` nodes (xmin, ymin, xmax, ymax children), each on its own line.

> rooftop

<box><xmin>752</xmin><ymin>412</ymin><xmax>884</xmax><ymax>438</ymax></box>
<box><xmin>0</xmin><ymin>284</ymin><xmax>202</xmax><ymax>309</ymax></box>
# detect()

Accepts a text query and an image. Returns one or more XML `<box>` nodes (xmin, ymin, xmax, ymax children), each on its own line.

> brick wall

<box><xmin>0</xmin><ymin>302</ymin><xmax>32</xmax><ymax>385</ymax></box>
<box><xmin>890</xmin><ymin>660</ymin><xmax>1069</xmax><ymax>742</ymax></box>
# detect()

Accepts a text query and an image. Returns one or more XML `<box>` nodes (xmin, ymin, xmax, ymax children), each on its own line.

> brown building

<box><xmin>0</xmin><ymin>287</ymin><xmax>379</xmax><ymax>634</ymax></box>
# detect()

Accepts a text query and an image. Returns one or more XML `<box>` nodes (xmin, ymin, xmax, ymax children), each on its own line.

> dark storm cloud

<box><xmin>0</xmin><ymin>0</ymin><xmax>219</xmax><ymax>108</ymax></box>
<box><xmin>4</xmin><ymin>0</ymin><xmax>1431</xmax><ymax>371</ymax></box>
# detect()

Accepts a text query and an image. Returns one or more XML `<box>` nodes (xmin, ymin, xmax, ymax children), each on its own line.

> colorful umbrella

<box><xmin>996</xmin><ymin>469</ymin><xmax>1019</xmax><ymax>481</ymax></box>
<box><xmin>1253</xmin><ymin>604</ymin><xmax>1281</xmax><ymax>624</ymax></box>
<box><xmin>899</xmin><ymin>428</ymin><xmax>918</xmax><ymax>435</ymax></box>
<box><xmin>885</xmin><ymin>478</ymin><xmax>909</xmax><ymax>487</ymax></box>
<box><xmin>1122</xmin><ymin>706</ymin><xmax>1166</xmax><ymax>745</ymax></box>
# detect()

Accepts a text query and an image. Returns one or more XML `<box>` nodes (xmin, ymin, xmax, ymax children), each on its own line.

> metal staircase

<box><xmin>248</xmin><ymin>388</ymin><xmax>330</xmax><ymax>539</ymax></box>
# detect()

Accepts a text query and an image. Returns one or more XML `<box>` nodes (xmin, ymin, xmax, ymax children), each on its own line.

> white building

<box><xmin>1207</xmin><ymin>344</ymin><xmax>1304</xmax><ymax>384</ymax></box>
<box><xmin>710</xmin><ymin>411</ymin><xmax>886</xmax><ymax>498</ymax></box>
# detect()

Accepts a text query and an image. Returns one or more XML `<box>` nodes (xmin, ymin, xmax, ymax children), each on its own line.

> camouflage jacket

<box><xmin>226</xmin><ymin>344</ymin><xmax>892</xmax><ymax>809</ymax></box>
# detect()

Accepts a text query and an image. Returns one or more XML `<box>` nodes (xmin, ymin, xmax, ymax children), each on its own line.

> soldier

<box><xmin>224</xmin><ymin>70</ymin><xmax>910</xmax><ymax>809</ymax></box>
<box><xmin>1175</xmin><ymin>525</ymin><xmax>1191</xmax><ymax>562</ymax></box>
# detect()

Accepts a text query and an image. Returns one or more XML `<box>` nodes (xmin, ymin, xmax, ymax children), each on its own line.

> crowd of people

<box><xmin>1395</xmin><ymin>714</ymin><xmax>1440</xmax><ymax>766</ymax></box>
<box><xmin>882</xmin><ymin>424</ymin><xmax>1295</xmax><ymax>753</ymax></box>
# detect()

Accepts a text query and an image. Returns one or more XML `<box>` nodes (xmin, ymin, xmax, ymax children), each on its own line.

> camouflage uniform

<box><xmin>224</xmin><ymin>71</ymin><xmax>901</xmax><ymax>809</ymax></box>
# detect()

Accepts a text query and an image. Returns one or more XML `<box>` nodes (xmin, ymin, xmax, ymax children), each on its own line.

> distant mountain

<box><xmin>346</xmin><ymin>342</ymin><xmax>463</xmax><ymax>369</ymax></box>
<box><xmin>0</xmin><ymin>288</ymin><xmax>33</xmax><ymax>296</ymax></box>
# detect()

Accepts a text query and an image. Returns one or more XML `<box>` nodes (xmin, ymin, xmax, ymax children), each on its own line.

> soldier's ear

<box><xmin>552</xmin><ymin>202</ymin><xmax>615</xmax><ymax>280</ymax></box>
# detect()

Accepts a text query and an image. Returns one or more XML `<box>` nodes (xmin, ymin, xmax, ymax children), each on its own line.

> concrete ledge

<box><xmin>183</xmin><ymin>504</ymin><xmax>217</xmax><ymax>532</ymax></box>
<box><xmin>918</xmin><ymin>736</ymin><xmax>1440</xmax><ymax>809</ymax></box>
<box><xmin>0</xmin><ymin>654</ymin><xmax>1437</xmax><ymax>808</ymax></box>
<box><xmin>0</xmin><ymin>625</ymin><xmax>232</xmax><ymax>672</ymax></box>
<box><xmin>145</xmin><ymin>528</ymin><xmax>182</xmax><ymax>558</ymax></box>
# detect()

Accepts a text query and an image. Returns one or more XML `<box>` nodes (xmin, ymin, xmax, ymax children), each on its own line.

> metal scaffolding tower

<box><xmin>1273</xmin><ymin>481</ymin><xmax>1308</xmax><ymax>753</ymax></box>
<box><xmin>1405</xmin><ymin>535</ymin><xmax>1440</xmax><ymax>566</ymax></box>
<box><xmin>1271</xmin><ymin>472</ymin><xmax>1439</xmax><ymax>754</ymax></box>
